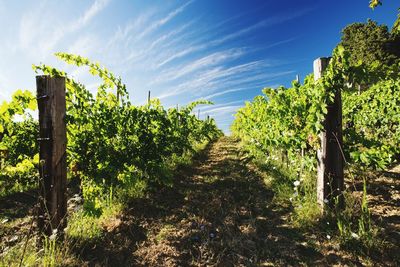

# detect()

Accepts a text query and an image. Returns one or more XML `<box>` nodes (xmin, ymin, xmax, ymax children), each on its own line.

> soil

<box><xmin>1</xmin><ymin>136</ymin><xmax>399</xmax><ymax>266</ymax></box>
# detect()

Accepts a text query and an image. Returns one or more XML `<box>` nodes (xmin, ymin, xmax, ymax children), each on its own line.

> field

<box><xmin>1</xmin><ymin>1</ymin><xmax>400</xmax><ymax>266</ymax></box>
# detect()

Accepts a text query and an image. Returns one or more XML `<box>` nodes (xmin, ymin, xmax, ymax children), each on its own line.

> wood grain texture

<box><xmin>314</xmin><ymin>58</ymin><xmax>344</xmax><ymax>210</ymax></box>
<box><xmin>36</xmin><ymin>75</ymin><xmax>67</xmax><ymax>237</ymax></box>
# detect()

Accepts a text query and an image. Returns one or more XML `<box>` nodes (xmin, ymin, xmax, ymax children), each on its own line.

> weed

<box><xmin>155</xmin><ymin>224</ymin><xmax>175</xmax><ymax>243</ymax></box>
<box><xmin>335</xmin><ymin>178</ymin><xmax>379</xmax><ymax>252</ymax></box>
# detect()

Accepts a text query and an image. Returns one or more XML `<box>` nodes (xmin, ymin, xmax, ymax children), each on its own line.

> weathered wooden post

<box><xmin>36</xmin><ymin>76</ymin><xmax>67</xmax><ymax>238</ymax></box>
<box><xmin>314</xmin><ymin>58</ymin><xmax>344</xmax><ymax>210</ymax></box>
<box><xmin>175</xmin><ymin>104</ymin><xmax>180</xmax><ymax>127</ymax></box>
<box><xmin>148</xmin><ymin>90</ymin><xmax>151</xmax><ymax>105</ymax></box>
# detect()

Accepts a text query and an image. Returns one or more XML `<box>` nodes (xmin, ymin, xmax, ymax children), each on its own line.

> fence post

<box><xmin>314</xmin><ymin>58</ymin><xmax>344</xmax><ymax>210</ymax></box>
<box><xmin>36</xmin><ymin>75</ymin><xmax>67</xmax><ymax>238</ymax></box>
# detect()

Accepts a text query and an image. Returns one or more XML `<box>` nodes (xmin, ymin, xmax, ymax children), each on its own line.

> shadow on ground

<box><xmin>80</xmin><ymin>137</ymin><xmax>330</xmax><ymax>266</ymax></box>
<box><xmin>2</xmin><ymin>137</ymin><xmax>398</xmax><ymax>266</ymax></box>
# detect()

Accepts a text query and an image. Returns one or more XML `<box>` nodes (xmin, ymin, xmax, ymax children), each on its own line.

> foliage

<box><xmin>0</xmin><ymin>52</ymin><xmax>221</xmax><ymax>210</ymax></box>
<box><xmin>232</xmin><ymin>14</ymin><xmax>398</xmax><ymax>256</ymax></box>
<box><xmin>232</xmin><ymin>41</ymin><xmax>399</xmax><ymax>171</ymax></box>
<box><xmin>253</xmin><ymin>147</ymin><xmax>321</xmax><ymax>227</ymax></box>
<box><xmin>31</xmin><ymin>53</ymin><xmax>222</xmax><ymax>213</ymax></box>
<box><xmin>369</xmin><ymin>0</ymin><xmax>400</xmax><ymax>35</ymax></box>
<box><xmin>340</xmin><ymin>20</ymin><xmax>399</xmax><ymax>68</ymax></box>
<box><xmin>369</xmin><ymin>0</ymin><xmax>382</xmax><ymax>9</ymax></box>
<box><xmin>0</xmin><ymin>90</ymin><xmax>38</xmax><ymax>195</ymax></box>
<box><xmin>335</xmin><ymin>178</ymin><xmax>378</xmax><ymax>251</ymax></box>
<box><xmin>232</xmin><ymin>45</ymin><xmax>351</xmax><ymax>163</ymax></box>
<box><xmin>343</xmin><ymin>78</ymin><xmax>400</xmax><ymax>169</ymax></box>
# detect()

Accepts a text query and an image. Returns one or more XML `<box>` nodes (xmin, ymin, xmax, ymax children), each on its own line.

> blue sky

<box><xmin>0</xmin><ymin>0</ymin><xmax>398</xmax><ymax>132</ymax></box>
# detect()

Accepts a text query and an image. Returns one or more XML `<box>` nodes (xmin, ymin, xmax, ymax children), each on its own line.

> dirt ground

<box><xmin>1</xmin><ymin>136</ymin><xmax>399</xmax><ymax>266</ymax></box>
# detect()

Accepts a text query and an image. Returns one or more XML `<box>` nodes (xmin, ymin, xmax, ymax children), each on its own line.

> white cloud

<box><xmin>44</xmin><ymin>0</ymin><xmax>110</xmax><ymax>53</ymax></box>
<box><xmin>68</xmin><ymin>35</ymin><xmax>96</xmax><ymax>55</ymax></box>
<box><xmin>156</xmin><ymin>45</ymin><xmax>200</xmax><ymax>68</ymax></box>
<box><xmin>2</xmin><ymin>1</ymin><xmax>308</xmax><ymax>132</ymax></box>
<box><xmin>210</xmin><ymin>8</ymin><xmax>312</xmax><ymax>47</ymax></box>
<box><xmin>78</xmin><ymin>0</ymin><xmax>110</xmax><ymax>27</ymax></box>
<box><xmin>19</xmin><ymin>0</ymin><xmax>110</xmax><ymax>57</ymax></box>
<box><xmin>203</xmin><ymin>86</ymin><xmax>264</xmax><ymax>100</ymax></box>
<box><xmin>157</xmin><ymin>60</ymin><xmax>272</xmax><ymax>99</ymax></box>
<box><xmin>206</xmin><ymin>105</ymin><xmax>242</xmax><ymax>116</ymax></box>
<box><xmin>135</xmin><ymin>0</ymin><xmax>193</xmax><ymax>41</ymax></box>
<box><xmin>122</xmin><ymin>20</ymin><xmax>196</xmax><ymax>66</ymax></box>
<box><xmin>106</xmin><ymin>10</ymin><xmax>155</xmax><ymax>51</ymax></box>
<box><xmin>201</xmin><ymin>100</ymin><xmax>245</xmax><ymax>111</ymax></box>
<box><xmin>153</xmin><ymin>48</ymin><xmax>246</xmax><ymax>85</ymax></box>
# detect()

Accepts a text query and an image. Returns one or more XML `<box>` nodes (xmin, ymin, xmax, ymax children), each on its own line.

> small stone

<box><xmin>192</xmin><ymin>235</ymin><xmax>200</xmax><ymax>242</ymax></box>
<box><xmin>209</xmin><ymin>230</ymin><xmax>217</xmax><ymax>239</ymax></box>
<box><xmin>351</xmin><ymin>232</ymin><xmax>360</xmax><ymax>240</ymax></box>
<box><xmin>8</xmin><ymin>236</ymin><xmax>18</xmax><ymax>242</ymax></box>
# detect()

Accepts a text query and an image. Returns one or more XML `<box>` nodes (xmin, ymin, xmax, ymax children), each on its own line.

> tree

<box><xmin>369</xmin><ymin>0</ymin><xmax>400</xmax><ymax>34</ymax></box>
<box><xmin>340</xmin><ymin>19</ymin><xmax>399</xmax><ymax>67</ymax></box>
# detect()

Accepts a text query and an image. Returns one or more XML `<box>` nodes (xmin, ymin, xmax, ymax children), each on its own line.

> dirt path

<box><xmin>98</xmin><ymin>137</ymin><xmax>323</xmax><ymax>266</ymax></box>
<box><xmin>2</xmin><ymin>137</ymin><xmax>398</xmax><ymax>266</ymax></box>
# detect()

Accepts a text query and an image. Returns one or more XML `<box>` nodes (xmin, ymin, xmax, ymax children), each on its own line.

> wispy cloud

<box><xmin>205</xmin><ymin>105</ymin><xmax>242</xmax><ymax>116</ymax></box>
<box><xmin>123</xmin><ymin>20</ymin><xmax>196</xmax><ymax>66</ymax></box>
<box><xmin>156</xmin><ymin>45</ymin><xmax>199</xmax><ymax>68</ymax></box>
<box><xmin>68</xmin><ymin>35</ymin><xmax>99</xmax><ymax>56</ymax></box>
<box><xmin>157</xmin><ymin>60</ymin><xmax>285</xmax><ymax>100</ymax></box>
<box><xmin>203</xmin><ymin>85</ymin><xmax>265</xmax><ymax>100</ymax></box>
<box><xmin>44</xmin><ymin>0</ymin><xmax>110</xmax><ymax>53</ymax></box>
<box><xmin>135</xmin><ymin>0</ymin><xmax>194</xmax><ymax>41</ymax></box>
<box><xmin>19</xmin><ymin>0</ymin><xmax>110</xmax><ymax>56</ymax></box>
<box><xmin>210</xmin><ymin>8</ymin><xmax>312</xmax><ymax>47</ymax></box>
<box><xmin>201</xmin><ymin>100</ymin><xmax>246</xmax><ymax>111</ymax></box>
<box><xmin>78</xmin><ymin>0</ymin><xmax>110</xmax><ymax>27</ymax></box>
<box><xmin>106</xmin><ymin>10</ymin><xmax>156</xmax><ymax>51</ymax></box>
<box><xmin>154</xmin><ymin>48</ymin><xmax>246</xmax><ymax>84</ymax></box>
<box><xmin>3</xmin><ymin>0</ymin><xmax>310</xmax><ymax>132</ymax></box>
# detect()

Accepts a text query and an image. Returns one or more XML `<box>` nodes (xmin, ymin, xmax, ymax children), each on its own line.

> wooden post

<box><xmin>176</xmin><ymin>105</ymin><xmax>180</xmax><ymax>127</ymax></box>
<box><xmin>148</xmin><ymin>90</ymin><xmax>151</xmax><ymax>105</ymax></box>
<box><xmin>36</xmin><ymin>76</ymin><xmax>67</xmax><ymax>238</ymax></box>
<box><xmin>314</xmin><ymin>58</ymin><xmax>344</xmax><ymax>210</ymax></box>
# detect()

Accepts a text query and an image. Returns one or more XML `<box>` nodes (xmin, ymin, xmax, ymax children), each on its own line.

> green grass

<box><xmin>0</xmin><ymin>236</ymin><xmax>77</xmax><ymax>267</ymax></box>
<box><xmin>252</xmin><ymin>148</ymin><xmax>322</xmax><ymax>227</ymax></box>
<box><xmin>0</xmin><ymin>139</ymin><xmax>215</xmax><ymax>266</ymax></box>
<box><xmin>155</xmin><ymin>224</ymin><xmax>175</xmax><ymax>243</ymax></box>
<box><xmin>243</xmin><ymin>141</ymin><xmax>387</xmax><ymax>259</ymax></box>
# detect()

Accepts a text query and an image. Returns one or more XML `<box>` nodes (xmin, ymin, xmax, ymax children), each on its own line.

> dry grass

<box><xmin>1</xmin><ymin>137</ymin><xmax>399</xmax><ymax>266</ymax></box>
